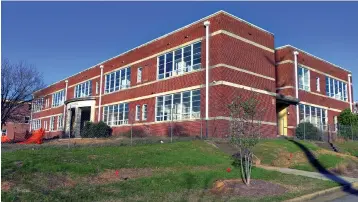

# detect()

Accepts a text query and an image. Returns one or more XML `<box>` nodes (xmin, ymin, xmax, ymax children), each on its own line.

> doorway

<box><xmin>80</xmin><ymin>107</ymin><xmax>91</xmax><ymax>132</ymax></box>
<box><xmin>277</xmin><ymin>105</ymin><xmax>288</xmax><ymax>136</ymax></box>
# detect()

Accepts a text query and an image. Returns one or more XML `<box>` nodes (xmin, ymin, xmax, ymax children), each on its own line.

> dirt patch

<box><xmin>317</xmin><ymin>149</ymin><xmax>358</xmax><ymax>160</ymax></box>
<box><xmin>1</xmin><ymin>181</ymin><xmax>15</xmax><ymax>192</ymax></box>
<box><xmin>88</xmin><ymin>168</ymin><xmax>153</xmax><ymax>185</ymax></box>
<box><xmin>211</xmin><ymin>179</ymin><xmax>287</xmax><ymax>197</ymax></box>
<box><xmin>32</xmin><ymin>173</ymin><xmax>77</xmax><ymax>190</ymax></box>
<box><xmin>271</xmin><ymin>152</ymin><xmax>309</xmax><ymax>168</ymax></box>
<box><xmin>330</xmin><ymin>161</ymin><xmax>358</xmax><ymax>178</ymax></box>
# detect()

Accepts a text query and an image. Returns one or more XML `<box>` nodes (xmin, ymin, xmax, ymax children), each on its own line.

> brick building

<box><xmin>30</xmin><ymin>10</ymin><xmax>354</xmax><ymax>139</ymax></box>
<box><xmin>2</xmin><ymin>101</ymin><xmax>31</xmax><ymax>141</ymax></box>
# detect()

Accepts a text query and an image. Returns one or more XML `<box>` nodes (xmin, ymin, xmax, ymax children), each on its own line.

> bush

<box><xmin>80</xmin><ymin>121</ymin><xmax>112</xmax><ymax>138</ymax></box>
<box><xmin>296</xmin><ymin>122</ymin><xmax>321</xmax><ymax>140</ymax></box>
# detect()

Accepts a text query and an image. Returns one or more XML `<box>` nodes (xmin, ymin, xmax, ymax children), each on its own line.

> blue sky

<box><xmin>2</xmin><ymin>2</ymin><xmax>358</xmax><ymax>100</ymax></box>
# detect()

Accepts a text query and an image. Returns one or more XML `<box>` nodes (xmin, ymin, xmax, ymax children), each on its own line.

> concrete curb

<box><xmin>285</xmin><ymin>182</ymin><xmax>358</xmax><ymax>202</ymax></box>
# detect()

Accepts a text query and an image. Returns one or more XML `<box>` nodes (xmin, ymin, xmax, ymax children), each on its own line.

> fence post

<box><xmin>170</xmin><ymin>108</ymin><xmax>173</xmax><ymax>143</ymax></box>
<box><xmin>303</xmin><ymin>121</ymin><xmax>306</xmax><ymax>141</ymax></box>
<box><xmin>200</xmin><ymin>117</ymin><xmax>203</xmax><ymax>139</ymax></box>
<box><xmin>131</xmin><ymin>122</ymin><xmax>133</xmax><ymax>146</ymax></box>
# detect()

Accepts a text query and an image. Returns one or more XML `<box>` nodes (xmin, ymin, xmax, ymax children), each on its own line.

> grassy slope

<box><xmin>2</xmin><ymin>141</ymin><xmax>337</xmax><ymax>202</ymax></box>
<box><xmin>253</xmin><ymin>139</ymin><xmax>358</xmax><ymax>172</ymax></box>
<box><xmin>336</xmin><ymin>141</ymin><xmax>358</xmax><ymax>156</ymax></box>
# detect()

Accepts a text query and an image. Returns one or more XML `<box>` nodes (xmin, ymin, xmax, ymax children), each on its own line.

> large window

<box><xmin>325</xmin><ymin>76</ymin><xmax>347</xmax><ymax>101</ymax></box>
<box><xmin>298</xmin><ymin>66</ymin><xmax>310</xmax><ymax>91</ymax></box>
<box><xmin>299</xmin><ymin>104</ymin><xmax>327</xmax><ymax>127</ymax></box>
<box><xmin>32</xmin><ymin>119</ymin><xmax>41</xmax><ymax>130</ymax></box>
<box><xmin>103</xmin><ymin>103</ymin><xmax>129</xmax><ymax>126</ymax></box>
<box><xmin>156</xmin><ymin>89</ymin><xmax>200</xmax><ymax>121</ymax></box>
<box><xmin>158</xmin><ymin>42</ymin><xmax>201</xmax><ymax>80</ymax></box>
<box><xmin>104</xmin><ymin>67</ymin><xmax>131</xmax><ymax>94</ymax></box>
<box><xmin>32</xmin><ymin>98</ymin><xmax>44</xmax><ymax>112</ymax></box>
<box><xmin>52</xmin><ymin>90</ymin><xmax>65</xmax><ymax>107</ymax></box>
<box><xmin>75</xmin><ymin>80</ymin><xmax>92</xmax><ymax>98</ymax></box>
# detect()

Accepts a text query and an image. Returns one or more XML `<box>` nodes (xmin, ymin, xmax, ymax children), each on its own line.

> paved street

<box><xmin>331</xmin><ymin>193</ymin><xmax>358</xmax><ymax>202</ymax></box>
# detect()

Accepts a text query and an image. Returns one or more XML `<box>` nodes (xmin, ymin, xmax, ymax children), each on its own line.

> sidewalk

<box><xmin>257</xmin><ymin>165</ymin><xmax>358</xmax><ymax>184</ymax></box>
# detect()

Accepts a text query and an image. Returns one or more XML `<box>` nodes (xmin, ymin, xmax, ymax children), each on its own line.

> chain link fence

<box><xmin>295</xmin><ymin>122</ymin><xmax>358</xmax><ymax>142</ymax></box>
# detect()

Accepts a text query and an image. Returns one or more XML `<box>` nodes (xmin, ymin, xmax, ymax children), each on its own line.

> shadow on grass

<box><xmin>289</xmin><ymin>139</ymin><xmax>358</xmax><ymax>196</ymax></box>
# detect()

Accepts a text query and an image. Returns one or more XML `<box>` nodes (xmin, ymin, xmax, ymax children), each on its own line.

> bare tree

<box><xmin>1</xmin><ymin>58</ymin><xmax>44</xmax><ymax>125</ymax></box>
<box><xmin>228</xmin><ymin>92</ymin><xmax>264</xmax><ymax>185</ymax></box>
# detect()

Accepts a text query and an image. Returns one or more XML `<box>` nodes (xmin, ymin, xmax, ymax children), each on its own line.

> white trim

<box><xmin>100</xmin><ymin>81</ymin><xmax>276</xmax><ymax>108</ymax></box>
<box><xmin>276</xmin><ymin>45</ymin><xmax>351</xmax><ymax>73</ymax></box>
<box><xmin>142</xmin><ymin>104</ymin><xmax>147</xmax><ymax>121</ymax></box>
<box><xmin>135</xmin><ymin>105</ymin><xmax>141</xmax><ymax>121</ymax></box>
<box><xmin>32</xmin><ymin>113</ymin><xmax>64</xmax><ymax>120</ymax></box>
<box><xmin>276</xmin><ymin>60</ymin><xmax>349</xmax><ymax>84</ymax></box>
<box><xmin>299</xmin><ymin>101</ymin><xmax>341</xmax><ymax>112</ymax></box>
<box><xmin>212</xmin><ymin>64</ymin><xmax>275</xmax><ymax>81</ymax></box>
<box><xmin>276</xmin><ymin>86</ymin><xmax>295</xmax><ymax>90</ymax></box>
<box><xmin>216</xmin><ymin>30</ymin><xmax>274</xmax><ymax>53</ymax></box>
<box><xmin>111</xmin><ymin>116</ymin><xmax>276</xmax><ymax>127</ymax></box>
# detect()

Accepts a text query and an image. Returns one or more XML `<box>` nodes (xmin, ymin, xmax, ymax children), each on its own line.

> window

<box><xmin>316</xmin><ymin>77</ymin><xmax>320</xmax><ymax>92</ymax></box>
<box><xmin>50</xmin><ymin>116</ymin><xmax>55</xmax><ymax>131</ymax></box>
<box><xmin>45</xmin><ymin>99</ymin><xmax>49</xmax><ymax>108</ymax></box>
<box><xmin>158</xmin><ymin>42</ymin><xmax>201</xmax><ymax>80</ymax></box>
<box><xmin>75</xmin><ymin>80</ymin><xmax>92</xmax><ymax>98</ymax></box>
<box><xmin>24</xmin><ymin>116</ymin><xmax>30</xmax><ymax>123</ymax></box>
<box><xmin>325</xmin><ymin>76</ymin><xmax>347</xmax><ymax>101</ymax></box>
<box><xmin>32</xmin><ymin>119</ymin><xmax>41</xmax><ymax>130</ymax></box>
<box><xmin>142</xmin><ymin>104</ymin><xmax>147</xmax><ymax>120</ymax></box>
<box><xmin>298</xmin><ymin>66</ymin><xmax>310</xmax><ymax>91</ymax></box>
<box><xmin>52</xmin><ymin>90</ymin><xmax>65</xmax><ymax>107</ymax></box>
<box><xmin>103</xmin><ymin>103</ymin><xmax>129</xmax><ymax>126</ymax></box>
<box><xmin>137</xmin><ymin>67</ymin><xmax>142</xmax><ymax>83</ymax></box>
<box><xmin>2</xmin><ymin>129</ymin><xmax>7</xmax><ymax>136</ymax></box>
<box><xmin>156</xmin><ymin>89</ymin><xmax>200</xmax><ymax>121</ymax></box>
<box><xmin>32</xmin><ymin>98</ymin><xmax>44</xmax><ymax>112</ymax></box>
<box><xmin>135</xmin><ymin>105</ymin><xmax>141</xmax><ymax>121</ymax></box>
<box><xmin>96</xmin><ymin>82</ymin><xmax>99</xmax><ymax>95</ymax></box>
<box><xmin>104</xmin><ymin>67</ymin><xmax>131</xmax><ymax>94</ymax></box>
<box><xmin>57</xmin><ymin>115</ymin><xmax>63</xmax><ymax>130</ymax></box>
<box><xmin>298</xmin><ymin>104</ymin><xmax>327</xmax><ymax>127</ymax></box>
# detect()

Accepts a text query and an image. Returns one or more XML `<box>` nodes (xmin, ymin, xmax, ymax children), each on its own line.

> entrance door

<box><xmin>277</xmin><ymin>107</ymin><xmax>288</xmax><ymax>136</ymax></box>
<box><xmin>70</xmin><ymin>108</ymin><xmax>76</xmax><ymax>137</ymax></box>
<box><xmin>80</xmin><ymin>107</ymin><xmax>91</xmax><ymax>132</ymax></box>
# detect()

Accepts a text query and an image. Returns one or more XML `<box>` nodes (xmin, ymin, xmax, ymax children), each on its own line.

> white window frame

<box><xmin>298</xmin><ymin>66</ymin><xmax>310</xmax><ymax>91</ymax></box>
<box><xmin>52</xmin><ymin>90</ymin><xmax>65</xmax><ymax>107</ymax></box>
<box><xmin>142</xmin><ymin>104</ymin><xmax>147</xmax><ymax>120</ymax></box>
<box><xmin>104</xmin><ymin>67</ymin><xmax>131</xmax><ymax>94</ymax></box>
<box><xmin>155</xmin><ymin>89</ymin><xmax>200</xmax><ymax>122</ymax></box>
<box><xmin>298</xmin><ymin>104</ymin><xmax>327</xmax><ymax>127</ymax></box>
<box><xmin>316</xmin><ymin>77</ymin><xmax>320</xmax><ymax>92</ymax></box>
<box><xmin>135</xmin><ymin>105</ymin><xmax>141</xmax><ymax>121</ymax></box>
<box><xmin>325</xmin><ymin>76</ymin><xmax>347</xmax><ymax>101</ymax></box>
<box><xmin>75</xmin><ymin>80</ymin><xmax>92</xmax><ymax>98</ymax></box>
<box><xmin>157</xmin><ymin>41</ymin><xmax>201</xmax><ymax>80</ymax></box>
<box><xmin>102</xmin><ymin>103</ymin><xmax>129</xmax><ymax>126</ymax></box>
<box><xmin>137</xmin><ymin>67</ymin><xmax>142</xmax><ymax>83</ymax></box>
<box><xmin>95</xmin><ymin>82</ymin><xmax>99</xmax><ymax>95</ymax></box>
<box><xmin>44</xmin><ymin>120</ymin><xmax>48</xmax><ymax>130</ymax></box>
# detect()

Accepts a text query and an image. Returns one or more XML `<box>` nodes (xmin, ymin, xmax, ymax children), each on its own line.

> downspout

<box><xmin>204</xmin><ymin>20</ymin><xmax>210</xmax><ymax>138</ymax></box>
<box><xmin>348</xmin><ymin>74</ymin><xmax>352</xmax><ymax>111</ymax></box>
<box><xmin>63</xmin><ymin>80</ymin><xmax>68</xmax><ymax>136</ymax></box>
<box><xmin>98</xmin><ymin>65</ymin><xmax>104</xmax><ymax>122</ymax></box>
<box><xmin>29</xmin><ymin>95</ymin><xmax>33</xmax><ymax>131</ymax></box>
<box><xmin>293</xmin><ymin>51</ymin><xmax>300</xmax><ymax>126</ymax></box>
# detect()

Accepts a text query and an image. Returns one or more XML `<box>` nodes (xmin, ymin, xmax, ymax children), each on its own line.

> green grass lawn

<box><xmin>253</xmin><ymin>139</ymin><xmax>358</xmax><ymax>172</ymax></box>
<box><xmin>2</xmin><ymin>141</ymin><xmax>339</xmax><ymax>202</ymax></box>
<box><xmin>336</xmin><ymin>141</ymin><xmax>358</xmax><ymax>157</ymax></box>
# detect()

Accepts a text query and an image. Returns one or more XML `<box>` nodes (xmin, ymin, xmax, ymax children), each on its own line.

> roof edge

<box><xmin>276</xmin><ymin>44</ymin><xmax>351</xmax><ymax>73</ymax></box>
<box><xmin>34</xmin><ymin>10</ymin><xmax>273</xmax><ymax>95</ymax></box>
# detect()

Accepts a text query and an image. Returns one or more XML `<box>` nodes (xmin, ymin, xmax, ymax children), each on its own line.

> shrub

<box><xmin>80</xmin><ymin>121</ymin><xmax>112</xmax><ymax>138</ymax></box>
<box><xmin>296</xmin><ymin>122</ymin><xmax>321</xmax><ymax>140</ymax></box>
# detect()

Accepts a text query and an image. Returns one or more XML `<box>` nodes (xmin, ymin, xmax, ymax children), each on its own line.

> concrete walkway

<box><xmin>257</xmin><ymin>165</ymin><xmax>358</xmax><ymax>184</ymax></box>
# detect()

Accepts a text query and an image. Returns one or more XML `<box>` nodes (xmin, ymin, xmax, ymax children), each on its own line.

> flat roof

<box><xmin>276</xmin><ymin>45</ymin><xmax>351</xmax><ymax>73</ymax></box>
<box><xmin>34</xmin><ymin>10</ymin><xmax>273</xmax><ymax>95</ymax></box>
